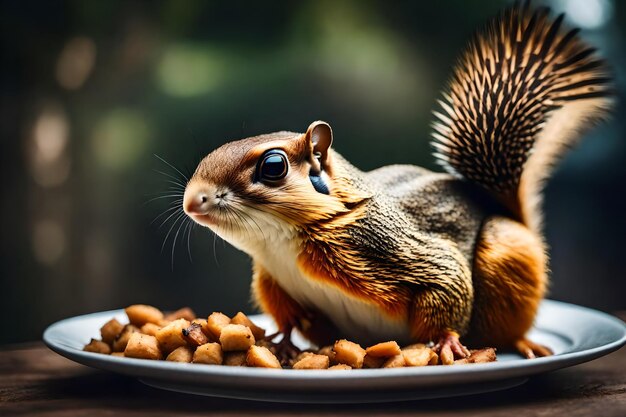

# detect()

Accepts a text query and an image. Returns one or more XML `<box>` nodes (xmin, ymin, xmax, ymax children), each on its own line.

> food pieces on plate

<box><xmin>84</xmin><ymin>304</ymin><xmax>498</xmax><ymax>369</ymax></box>
<box><xmin>230</xmin><ymin>312</ymin><xmax>266</xmax><ymax>340</ymax></box>
<box><xmin>155</xmin><ymin>319</ymin><xmax>190</xmax><ymax>353</ymax></box>
<box><xmin>193</xmin><ymin>342</ymin><xmax>223</xmax><ymax>365</ymax></box>
<box><xmin>246</xmin><ymin>345</ymin><xmax>281</xmax><ymax>369</ymax></box>
<box><xmin>219</xmin><ymin>324</ymin><xmax>255</xmax><ymax>351</ymax></box>
<box><xmin>223</xmin><ymin>351</ymin><xmax>248</xmax><ymax>366</ymax></box>
<box><xmin>365</xmin><ymin>341</ymin><xmax>401</xmax><ymax>357</ymax></box>
<box><xmin>182</xmin><ymin>322</ymin><xmax>209</xmax><ymax>346</ymax></box>
<box><xmin>206</xmin><ymin>312</ymin><xmax>231</xmax><ymax>340</ymax></box>
<box><xmin>166</xmin><ymin>346</ymin><xmax>194</xmax><ymax>363</ymax></box>
<box><xmin>100</xmin><ymin>318</ymin><xmax>124</xmax><ymax>344</ymax></box>
<box><xmin>112</xmin><ymin>324</ymin><xmax>139</xmax><ymax>352</ymax></box>
<box><xmin>332</xmin><ymin>339</ymin><xmax>366</xmax><ymax>369</ymax></box>
<box><xmin>454</xmin><ymin>348</ymin><xmax>497</xmax><ymax>365</ymax></box>
<box><xmin>125</xmin><ymin>304</ymin><xmax>164</xmax><ymax>327</ymax></box>
<box><xmin>124</xmin><ymin>333</ymin><xmax>162</xmax><ymax>360</ymax></box>
<box><xmin>292</xmin><ymin>353</ymin><xmax>330</xmax><ymax>370</ymax></box>
<box><xmin>83</xmin><ymin>338</ymin><xmax>111</xmax><ymax>354</ymax></box>
<box><xmin>164</xmin><ymin>307</ymin><xmax>196</xmax><ymax>322</ymax></box>
<box><xmin>139</xmin><ymin>323</ymin><xmax>161</xmax><ymax>337</ymax></box>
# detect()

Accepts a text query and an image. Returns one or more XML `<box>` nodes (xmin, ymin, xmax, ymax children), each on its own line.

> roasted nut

<box><xmin>83</xmin><ymin>338</ymin><xmax>111</xmax><ymax>354</ymax></box>
<box><xmin>100</xmin><ymin>318</ymin><xmax>124</xmax><ymax>344</ymax></box>
<box><xmin>402</xmin><ymin>347</ymin><xmax>433</xmax><ymax>367</ymax></box>
<box><xmin>246</xmin><ymin>345</ymin><xmax>281</xmax><ymax>368</ymax></box>
<box><xmin>223</xmin><ymin>351</ymin><xmax>248</xmax><ymax>366</ymax></box>
<box><xmin>193</xmin><ymin>343</ymin><xmax>223</xmax><ymax>365</ymax></box>
<box><xmin>166</xmin><ymin>346</ymin><xmax>194</xmax><ymax>363</ymax></box>
<box><xmin>182</xmin><ymin>322</ymin><xmax>209</xmax><ymax>346</ymax></box>
<box><xmin>333</xmin><ymin>339</ymin><xmax>366</xmax><ymax>369</ymax></box>
<box><xmin>155</xmin><ymin>319</ymin><xmax>190</xmax><ymax>353</ymax></box>
<box><xmin>164</xmin><ymin>307</ymin><xmax>197</xmax><ymax>322</ymax></box>
<box><xmin>124</xmin><ymin>333</ymin><xmax>162</xmax><ymax>360</ymax></box>
<box><xmin>230</xmin><ymin>312</ymin><xmax>266</xmax><ymax>340</ymax></box>
<box><xmin>328</xmin><ymin>364</ymin><xmax>352</xmax><ymax>370</ymax></box>
<box><xmin>139</xmin><ymin>323</ymin><xmax>161</xmax><ymax>337</ymax></box>
<box><xmin>383</xmin><ymin>354</ymin><xmax>406</xmax><ymax>368</ymax></box>
<box><xmin>112</xmin><ymin>324</ymin><xmax>139</xmax><ymax>352</ymax></box>
<box><xmin>125</xmin><ymin>305</ymin><xmax>164</xmax><ymax>326</ymax></box>
<box><xmin>363</xmin><ymin>354</ymin><xmax>386</xmax><ymax>369</ymax></box>
<box><xmin>454</xmin><ymin>348</ymin><xmax>497</xmax><ymax>365</ymax></box>
<box><xmin>206</xmin><ymin>312</ymin><xmax>231</xmax><ymax>340</ymax></box>
<box><xmin>292</xmin><ymin>353</ymin><xmax>330</xmax><ymax>370</ymax></box>
<box><xmin>219</xmin><ymin>324</ymin><xmax>255</xmax><ymax>351</ymax></box>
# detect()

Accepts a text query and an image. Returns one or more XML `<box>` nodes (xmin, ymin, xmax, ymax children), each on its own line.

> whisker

<box><xmin>151</xmin><ymin>203</ymin><xmax>183</xmax><ymax>226</ymax></box>
<box><xmin>170</xmin><ymin>212</ymin><xmax>188</xmax><ymax>270</ymax></box>
<box><xmin>158</xmin><ymin>204</ymin><xmax>185</xmax><ymax>229</ymax></box>
<box><xmin>154</xmin><ymin>154</ymin><xmax>189</xmax><ymax>182</ymax></box>
<box><xmin>185</xmin><ymin>219</ymin><xmax>194</xmax><ymax>263</ymax></box>
<box><xmin>153</xmin><ymin>169</ymin><xmax>187</xmax><ymax>187</ymax></box>
<box><xmin>161</xmin><ymin>210</ymin><xmax>186</xmax><ymax>253</ymax></box>
<box><xmin>143</xmin><ymin>194</ymin><xmax>184</xmax><ymax>206</ymax></box>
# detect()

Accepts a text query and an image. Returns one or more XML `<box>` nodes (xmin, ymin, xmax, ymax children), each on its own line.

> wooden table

<box><xmin>2</xmin><ymin>314</ymin><xmax>625</xmax><ymax>417</ymax></box>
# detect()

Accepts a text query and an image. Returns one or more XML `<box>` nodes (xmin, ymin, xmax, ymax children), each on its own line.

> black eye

<box><xmin>257</xmin><ymin>150</ymin><xmax>288</xmax><ymax>182</ymax></box>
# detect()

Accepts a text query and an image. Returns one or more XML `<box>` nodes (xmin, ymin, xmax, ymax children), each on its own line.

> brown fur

<box><xmin>467</xmin><ymin>216</ymin><xmax>547</xmax><ymax>347</ymax></box>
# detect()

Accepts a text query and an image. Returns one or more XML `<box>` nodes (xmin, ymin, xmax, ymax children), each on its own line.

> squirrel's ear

<box><xmin>305</xmin><ymin>121</ymin><xmax>333</xmax><ymax>171</ymax></box>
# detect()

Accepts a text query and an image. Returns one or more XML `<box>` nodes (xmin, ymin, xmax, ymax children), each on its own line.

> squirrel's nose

<box><xmin>183</xmin><ymin>186</ymin><xmax>211</xmax><ymax>215</ymax></box>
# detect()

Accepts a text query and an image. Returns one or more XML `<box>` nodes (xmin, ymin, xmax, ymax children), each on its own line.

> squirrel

<box><xmin>182</xmin><ymin>2</ymin><xmax>613</xmax><ymax>363</ymax></box>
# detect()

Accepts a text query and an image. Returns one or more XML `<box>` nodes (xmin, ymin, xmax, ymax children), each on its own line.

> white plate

<box><xmin>43</xmin><ymin>300</ymin><xmax>626</xmax><ymax>403</ymax></box>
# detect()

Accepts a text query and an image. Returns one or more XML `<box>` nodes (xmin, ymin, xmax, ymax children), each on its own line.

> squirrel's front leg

<box><xmin>408</xmin><ymin>245</ymin><xmax>474</xmax><ymax>364</ymax></box>
<box><xmin>251</xmin><ymin>262</ymin><xmax>341</xmax><ymax>358</ymax></box>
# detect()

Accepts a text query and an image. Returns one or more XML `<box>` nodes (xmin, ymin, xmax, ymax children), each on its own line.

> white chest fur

<box><xmin>255</xmin><ymin>238</ymin><xmax>411</xmax><ymax>346</ymax></box>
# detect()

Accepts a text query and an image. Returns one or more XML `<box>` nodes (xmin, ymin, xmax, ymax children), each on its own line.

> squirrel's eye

<box><xmin>258</xmin><ymin>150</ymin><xmax>288</xmax><ymax>182</ymax></box>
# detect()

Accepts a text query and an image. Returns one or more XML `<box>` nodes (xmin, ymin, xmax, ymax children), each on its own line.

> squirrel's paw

<box><xmin>515</xmin><ymin>338</ymin><xmax>553</xmax><ymax>359</ymax></box>
<box><xmin>265</xmin><ymin>328</ymin><xmax>301</xmax><ymax>365</ymax></box>
<box><xmin>433</xmin><ymin>331</ymin><xmax>470</xmax><ymax>365</ymax></box>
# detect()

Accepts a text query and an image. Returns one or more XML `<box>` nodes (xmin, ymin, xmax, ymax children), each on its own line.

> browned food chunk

<box><xmin>363</xmin><ymin>354</ymin><xmax>386</xmax><ymax>369</ymax></box>
<box><xmin>193</xmin><ymin>342</ymin><xmax>223</xmax><ymax>365</ymax></box>
<box><xmin>317</xmin><ymin>345</ymin><xmax>335</xmax><ymax>364</ymax></box>
<box><xmin>223</xmin><ymin>351</ymin><xmax>248</xmax><ymax>366</ymax></box>
<box><xmin>219</xmin><ymin>324</ymin><xmax>255</xmax><ymax>351</ymax></box>
<box><xmin>402</xmin><ymin>347</ymin><xmax>435</xmax><ymax>367</ymax></box>
<box><xmin>383</xmin><ymin>354</ymin><xmax>406</xmax><ymax>368</ymax></box>
<box><xmin>454</xmin><ymin>348</ymin><xmax>497</xmax><ymax>365</ymax></box>
<box><xmin>333</xmin><ymin>339</ymin><xmax>366</xmax><ymax>369</ymax></box>
<box><xmin>155</xmin><ymin>318</ymin><xmax>190</xmax><ymax>353</ymax></box>
<box><xmin>182</xmin><ymin>322</ymin><xmax>209</xmax><ymax>346</ymax></box>
<box><xmin>100</xmin><ymin>318</ymin><xmax>124</xmax><ymax>344</ymax></box>
<box><xmin>402</xmin><ymin>343</ymin><xmax>428</xmax><ymax>350</ymax></box>
<box><xmin>112</xmin><ymin>324</ymin><xmax>139</xmax><ymax>352</ymax></box>
<box><xmin>230</xmin><ymin>312</ymin><xmax>266</xmax><ymax>340</ymax></box>
<box><xmin>328</xmin><ymin>364</ymin><xmax>352</xmax><ymax>370</ymax></box>
<box><xmin>139</xmin><ymin>323</ymin><xmax>161</xmax><ymax>337</ymax></box>
<box><xmin>292</xmin><ymin>353</ymin><xmax>330</xmax><ymax>370</ymax></box>
<box><xmin>246</xmin><ymin>345</ymin><xmax>281</xmax><ymax>369</ymax></box>
<box><xmin>83</xmin><ymin>338</ymin><xmax>111</xmax><ymax>354</ymax></box>
<box><xmin>164</xmin><ymin>307</ymin><xmax>197</xmax><ymax>322</ymax></box>
<box><xmin>110</xmin><ymin>352</ymin><xmax>125</xmax><ymax>357</ymax></box>
<box><xmin>365</xmin><ymin>341</ymin><xmax>402</xmax><ymax>357</ymax></box>
<box><xmin>125</xmin><ymin>305</ymin><xmax>164</xmax><ymax>327</ymax></box>
<box><xmin>124</xmin><ymin>333</ymin><xmax>162</xmax><ymax>360</ymax></box>
<box><xmin>191</xmin><ymin>318</ymin><xmax>210</xmax><ymax>338</ymax></box>
<box><xmin>206</xmin><ymin>312</ymin><xmax>231</xmax><ymax>340</ymax></box>
<box><xmin>166</xmin><ymin>346</ymin><xmax>194</xmax><ymax>363</ymax></box>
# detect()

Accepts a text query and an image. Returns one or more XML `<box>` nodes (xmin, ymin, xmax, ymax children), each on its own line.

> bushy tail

<box><xmin>431</xmin><ymin>1</ymin><xmax>613</xmax><ymax>232</ymax></box>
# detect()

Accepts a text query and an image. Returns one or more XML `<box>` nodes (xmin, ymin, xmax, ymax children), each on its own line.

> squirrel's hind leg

<box><xmin>468</xmin><ymin>216</ymin><xmax>550</xmax><ymax>358</ymax></box>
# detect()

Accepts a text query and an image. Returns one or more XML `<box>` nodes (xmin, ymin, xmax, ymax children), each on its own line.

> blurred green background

<box><xmin>1</xmin><ymin>0</ymin><xmax>624</xmax><ymax>344</ymax></box>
